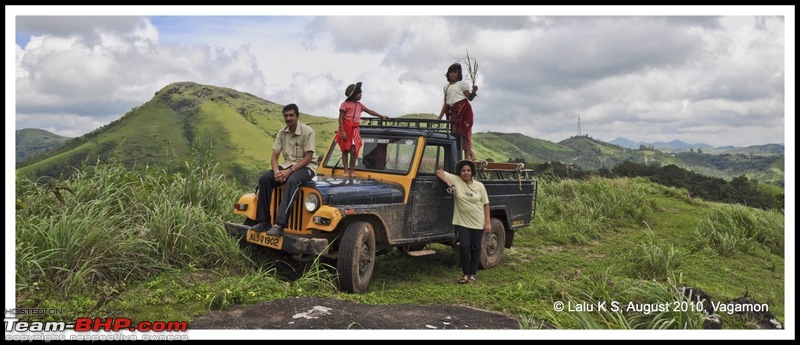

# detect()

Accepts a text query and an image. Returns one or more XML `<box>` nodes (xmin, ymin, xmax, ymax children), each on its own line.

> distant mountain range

<box><xmin>610</xmin><ymin>137</ymin><xmax>712</xmax><ymax>150</ymax></box>
<box><xmin>15</xmin><ymin>82</ymin><xmax>784</xmax><ymax>187</ymax></box>
<box><xmin>18</xmin><ymin>128</ymin><xmax>784</xmax><ymax>164</ymax></box>
<box><xmin>609</xmin><ymin>137</ymin><xmax>784</xmax><ymax>152</ymax></box>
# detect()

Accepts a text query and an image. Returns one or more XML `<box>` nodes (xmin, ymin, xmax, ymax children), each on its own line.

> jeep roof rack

<box><xmin>361</xmin><ymin>118</ymin><xmax>453</xmax><ymax>136</ymax></box>
<box><xmin>476</xmin><ymin>161</ymin><xmax>536</xmax><ymax>181</ymax></box>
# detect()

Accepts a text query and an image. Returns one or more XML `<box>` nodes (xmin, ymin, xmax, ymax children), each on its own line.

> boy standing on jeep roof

<box><xmin>334</xmin><ymin>81</ymin><xmax>389</xmax><ymax>177</ymax></box>
<box><xmin>437</xmin><ymin>62</ymin><xmax>478</xmax><ymax>161</ymax></box>
<box><xmin>251</xmin><ymin>103</ymin><xmax>318</xmax><ymax>236</ymax></box>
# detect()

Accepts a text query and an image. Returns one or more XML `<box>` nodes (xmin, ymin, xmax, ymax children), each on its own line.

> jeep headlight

<box><xmin>304</xmin><ymin>193</ymin><xmax>320</xmax><ymax>212</ymax></box>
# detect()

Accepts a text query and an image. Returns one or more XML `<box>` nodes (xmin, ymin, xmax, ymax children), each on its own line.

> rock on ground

<box><xmin>189</xmin><ymin>296</ymin><xmax>522</xmax><ymax>330</ymax></box>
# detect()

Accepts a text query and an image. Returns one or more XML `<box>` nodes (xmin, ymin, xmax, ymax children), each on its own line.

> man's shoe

<box><xmin>251</xmin><ymin>222</ymin><xmax>269</xmax><ymax>232</ymax></box>
<box><xmin>266</xmin><ymin>225</ymin><xmax>284</xmax><ymax>237</ymax></box>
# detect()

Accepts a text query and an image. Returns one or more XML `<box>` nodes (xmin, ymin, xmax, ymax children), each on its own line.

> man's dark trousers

<box><xmin>256</xmin><ymin>167</ymin><xmax>315</xmax><ymax>227</ymax></box>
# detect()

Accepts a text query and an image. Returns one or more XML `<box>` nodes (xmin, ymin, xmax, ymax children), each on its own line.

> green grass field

<box><xmin>14</xmin><ymin>160</ymin><xmax>786</xmax><ymax>333</ymax></box>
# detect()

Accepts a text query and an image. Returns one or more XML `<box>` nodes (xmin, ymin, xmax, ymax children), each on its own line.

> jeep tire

<box><xmin>479</xmin><ymin>217</ymin><xmax>505</xmax><ymax>269</ymax></box>
<box><xmin>337</xmin><ymin>221</ymin><xmax>376</xmax><ymax>294</ymax></box>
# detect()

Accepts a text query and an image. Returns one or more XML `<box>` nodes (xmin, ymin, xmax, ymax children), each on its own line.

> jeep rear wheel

<box><xmin>337</xmin><ymin>221</ymin><xmax>376</xmax><ymax>294</ymax></box>
<box><xmin>479</xmin><ymin>217</ymin><xmax>505</xmax><ymax>269</ymax></box>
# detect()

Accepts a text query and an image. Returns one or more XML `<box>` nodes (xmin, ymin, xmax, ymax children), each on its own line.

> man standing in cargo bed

<box><xmin>251</xmin><ymin>103</ymin><xmax>318</xmax><ymax>236</ymax></box>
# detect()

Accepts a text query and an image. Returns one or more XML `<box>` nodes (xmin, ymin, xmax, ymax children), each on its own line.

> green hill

<box><xmin>16</xmin><ymin>82</ymin><xmax>784</xmax><ymax>187</ymax></box>
<box><xmin>15</xmin><ymin>128</ymin><xmax>71</xmax><ymax>163</ymax></box>
<box><xmin>17</xmin><ymin>82</ymin><xmax>338</xmax><ymax>186</ymax></box>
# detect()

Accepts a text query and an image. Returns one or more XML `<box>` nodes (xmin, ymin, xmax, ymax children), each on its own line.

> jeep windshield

<box><xmin>322</xmin><ymin>135</ymin><xmax>418</xmax><ymax>175</ymax></box>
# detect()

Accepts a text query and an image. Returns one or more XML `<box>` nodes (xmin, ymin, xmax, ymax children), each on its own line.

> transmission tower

<box><xmin>577</xmin><ymin>112</ymin><xmax>582</xmax><ymax>137</ymax></box>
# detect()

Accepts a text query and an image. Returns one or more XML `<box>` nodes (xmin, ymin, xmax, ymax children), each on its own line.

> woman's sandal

<box><xmin>468</xmin><ymin>275</ymin><xmax>477</xmax><ymax>283</ymax></box>
<box><xmin>458</xmin><ymin>275</ymin><xmax>470</xmax><ymax>284</ymax></box>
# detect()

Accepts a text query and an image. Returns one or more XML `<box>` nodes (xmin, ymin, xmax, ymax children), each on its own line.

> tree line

<box><xmin>513</xmin><ymin>159</ymin><xmax>783</xmax><ymax>211</ymax></box>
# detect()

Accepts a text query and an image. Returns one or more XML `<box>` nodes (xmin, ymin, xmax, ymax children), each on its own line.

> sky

<box><xmin>5</xmin><ymin>5</ymin><xmax>796</xmax><ymax>340</ymax></box>
<box><xmin>7</xmin><ymin>6</ymin><xmax>795</xmax><ymax>149</ymax></box>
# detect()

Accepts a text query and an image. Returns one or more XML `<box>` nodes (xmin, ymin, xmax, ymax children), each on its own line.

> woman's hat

<box><xmin>455</xmin><ymin>159</ymin><xmax>477</xmax><ymax>178</ymax></box>
<box><xmin>345</xmin><ymin>82</ymin><xmax>363</xmax><ymax>98</ymax></box>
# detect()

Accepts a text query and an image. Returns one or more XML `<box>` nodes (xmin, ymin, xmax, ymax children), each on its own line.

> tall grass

<box><xmin>629</xmin><ymin>229</ymin><xmax>680</xmax><ymax>281</ymax></box>
<box><xmin>15</xmin><ymin>158</ymin><xmax>255</xmax><ymax>310</ymax></box>
<box><xmin>692</xmin><ymin>204</ymin><xmax>784</xmax><ymax>256</ymax></box>
<box><xmin>15</xmin><ymin>164</ymin><xmax>784</xmax><ymax>329</ymax></box>
<box><xmin>533</xmin><ymin>177</ymin><xmax>657</xmax><ymax>245</ymax></box>
<box><xmin>519</xmin><ymin>176</ymin><xmax>783</xmax><ymax>330</ymax></box>
<box><xmin>545</xmin><ymin>273</ymin><xmax>705</xmax><ymax>329</ymax></box>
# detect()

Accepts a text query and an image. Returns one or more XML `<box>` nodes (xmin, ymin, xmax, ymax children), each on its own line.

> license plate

<box><xmin>246</xmin><ymin>229</ymin><xmax>283</xmax><ymax>249</ymax></box>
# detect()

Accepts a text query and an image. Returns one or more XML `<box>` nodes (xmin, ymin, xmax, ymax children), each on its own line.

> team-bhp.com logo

<box><xmin>6</xmin><ymin>308</ymin><xmax>188</xmax><ymax>341</ymax></box>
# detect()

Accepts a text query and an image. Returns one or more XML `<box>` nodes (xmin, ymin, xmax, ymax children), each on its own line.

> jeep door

<box><xmin>409</xmin><ymin>142</ymin><xmax>453</xmax><ymax>236</ymax></box>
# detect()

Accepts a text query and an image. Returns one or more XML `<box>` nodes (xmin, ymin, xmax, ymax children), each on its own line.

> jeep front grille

<box><xmin>271</xmin><ymin>186</ymin><xmax>306</xmax><ymax>232</ymax></box>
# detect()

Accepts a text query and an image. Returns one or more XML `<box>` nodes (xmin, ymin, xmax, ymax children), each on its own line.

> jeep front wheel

<box><xmin>337</xmin><ymin>221</ymin><xmax>376</xmax><ymax>294</ymax></box>
<box><xmin>479</xmin><ymin>217</ymin><xmax>505</xmax><ymax>269</ymax></box>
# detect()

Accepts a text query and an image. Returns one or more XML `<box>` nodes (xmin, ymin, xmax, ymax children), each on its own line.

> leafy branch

<box><xmin>460</xmin><ymin>48</ymin><xmax>479</xmax><ymax>90</ymax></box>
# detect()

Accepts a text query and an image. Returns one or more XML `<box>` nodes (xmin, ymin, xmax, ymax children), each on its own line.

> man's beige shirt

<box><xmin>273</xmin><ymin>122</ymin><xmax>318</xmax><ymax>171</ymax></box>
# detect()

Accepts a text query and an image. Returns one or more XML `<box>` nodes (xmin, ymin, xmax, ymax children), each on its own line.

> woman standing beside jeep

<box><xmin>436</xmin><ymin>160</ymin><xmax>491</xmax><ymax>284</ymax></box>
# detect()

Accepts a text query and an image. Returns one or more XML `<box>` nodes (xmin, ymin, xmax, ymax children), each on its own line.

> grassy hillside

<box><xmin>14</xmin><ymin>162</ymin><xmax>785</xmax><ymax>330</ymax></box>
<box><xmin>692</xmin><ymin>143</ymin><xmax>785</xmax><ymax>156</ymax></box>
<box><xmin>16</xmin><ymin>82</ymin><xmax>784</xmax><ymax>188</ymax></box>
<box><xmin>667</xmin><ymin>152</ymin><xmax>785</xmax><ymax>187</ymax></box>
<box><xmin>17</xmin><ymin>82</ymin><xmax>338</xmax><ymax>186</ymax></box>
<box><xmin>473</xmin><ymin>132</ymin><xmax>575</xmax><ymax>164</ymax></box>
<box><xmin>15</xmin><ymin>128</ymin><xmax>71</xmax><ymax>163</ymax></box>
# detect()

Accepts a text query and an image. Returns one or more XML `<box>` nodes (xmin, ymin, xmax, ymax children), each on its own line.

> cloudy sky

<box><xmin>8</xmin><ymin>6</ymin><xmax>794</xmax><ymax>150</ymax></box>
